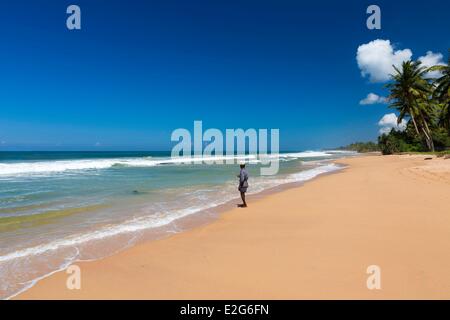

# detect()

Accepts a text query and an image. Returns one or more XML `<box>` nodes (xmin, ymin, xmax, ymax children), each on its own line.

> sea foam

<box><xmin>0</xmin><ymin>152</ymin><xmax>335</xmax><ymax>177</ymax></box>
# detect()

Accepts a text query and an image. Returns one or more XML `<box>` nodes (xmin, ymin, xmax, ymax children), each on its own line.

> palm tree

<box><xmin>429</xmin><ymin>50</ymin><xmax>450</xmax><ymax>130</ymax></box>
<box><xmin>430</xmin><ymin>101</ymin><xmax>450</xmax><ymax>131</ymax></box>
<box><xmin>386</xmin><ymin>60</ymin><xmax>435</xmax><ymax>151</ymax></box>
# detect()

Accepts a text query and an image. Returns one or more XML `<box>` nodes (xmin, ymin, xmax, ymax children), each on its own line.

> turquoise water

<box><xmin>0</xmin><ymin>151</ymin><xmax>353</xmax><ymax>299</ymax></box>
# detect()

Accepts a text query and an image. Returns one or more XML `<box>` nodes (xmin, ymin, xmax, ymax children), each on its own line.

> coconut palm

<box><xmin>386</xmin><ymin>60</ymin><xmax>435</xmax><ymax>151</ymax></box>
<box><xmin>429</xmin><ymin>50</ymin><xmax>450</xmax><ymax>130</ymax></box>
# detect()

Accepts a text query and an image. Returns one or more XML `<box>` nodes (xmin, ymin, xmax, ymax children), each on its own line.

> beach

<box><xmin>0</xmin><ymin>151</ymin><xmax>350</xmax><ymax>299</ymax></box>
<box><xmin>15</xmin><ymin>154</ymin><xmax>450</xmax><ymax>299</ymax></box>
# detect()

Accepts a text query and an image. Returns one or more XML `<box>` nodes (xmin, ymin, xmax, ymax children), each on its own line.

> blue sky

<box><xmin>0</xmin><ymin>0</ymin><xmax>449</xmax><ymax>151</ymax></box>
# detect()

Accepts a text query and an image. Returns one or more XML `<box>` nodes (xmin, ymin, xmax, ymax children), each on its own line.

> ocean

<box><xmin>0</xmin><ymin>150</ymin><xmax>354</xmax><ymax>299</ymax></box>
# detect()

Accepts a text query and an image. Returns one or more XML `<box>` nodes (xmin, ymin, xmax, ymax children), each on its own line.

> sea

<box><xmin>0</xmin><ymin>150</ymin><xmax>355</xmax><ymax>299</ymax></box>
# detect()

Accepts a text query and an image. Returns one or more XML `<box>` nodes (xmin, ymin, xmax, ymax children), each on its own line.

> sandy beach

<box><xmin>16</xmin><ymin>155</ymin><xmax>450</xmax><ymax>299</ymax></box>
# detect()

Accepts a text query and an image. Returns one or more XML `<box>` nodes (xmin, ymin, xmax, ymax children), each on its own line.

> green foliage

<box><xmin>430</xmin><ymin>50</ymin><xmax>450</xmax><ymax>128</ymax></box>
<box><xmin>378</xmin><ymin>129</ymin><xmax>422</xmax><ymax>155</ymax></box>
<box><xmin>339</xmin><ymin>142</ymin><xmax>379</xmax><ymax>153</ymax></box>
<box><xmin>377</xmin><ymin>51</ymin><xmax>450</xmax><ymax>153</ymax></box>
<box><xmin>378</xmin><ymin>124</ymin><xmax>450</xmax><ymax>155</ymax></box>
<box><xmin>432</xmin><ymin>127</ymin><xmax>450</xmax><ymax>150</ymax></box>
<box><xmin>385</xmin><ymin>60</ymin><xmax>436</xmax><ymax>151</ymax></box>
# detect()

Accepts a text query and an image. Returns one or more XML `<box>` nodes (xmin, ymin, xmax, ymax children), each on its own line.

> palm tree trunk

<box><xmin>422</xmin><ymin>119</ymin><xmax>435</xmax><ymax>152</ymax></box>
<box><xmin>410</xmin><ymin>113</ymin><xmax>421</xmax><ymax>138</ymax></box>
<box><xmin>410</xmin><ymin>101</ymin><xmax>434</xmax><ymax>152</ymax></box>
<box><xmin>421</xmin><ymin>126</ymin><xmax>434</xmax><ymax>151</ymax></box>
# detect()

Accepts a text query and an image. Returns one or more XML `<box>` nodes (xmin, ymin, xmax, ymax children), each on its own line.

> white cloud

<box><xmin>418</xmin><ymin>51</ymin><xmax>446</xmax><ymax>78</ymax></box>
<box><xmin>378</xmin><ymin>113</ymin><xmax>407</xmax><ymax>135</ymax></box>
<box><xmin>356</xmin><ymin>39</ymin><xmax>412</xmax><ymax>82</ymax></box>
<box><xmin>359</xmin><ymin>93</ymin><xmax>387</xmax><ymax>105</ymax></box>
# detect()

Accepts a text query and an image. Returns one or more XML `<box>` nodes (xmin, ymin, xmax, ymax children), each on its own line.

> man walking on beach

<box><xmin>238</xmin><ymin>163</ymin><xmax>249</xmax><ymax>207</ymax></box>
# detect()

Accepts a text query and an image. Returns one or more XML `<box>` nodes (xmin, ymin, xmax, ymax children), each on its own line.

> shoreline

<box><xmin>4</xmin><ymin>158</ymin><xmax>346</xmax><ymax>299</ymax></box>
<box><xmin>15</xmin><ymin>154</ymin><xmax>450</xmax><ymax>299</ymax></box>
